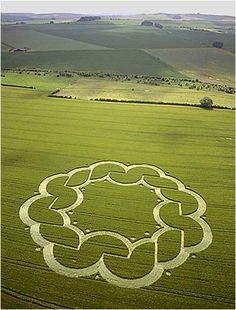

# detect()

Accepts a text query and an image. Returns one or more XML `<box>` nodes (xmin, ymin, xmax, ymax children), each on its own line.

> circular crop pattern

<box><xmin>19</xmin><ymin>161</ymin><xmax>212</xmax><ymax>288</ymax></box>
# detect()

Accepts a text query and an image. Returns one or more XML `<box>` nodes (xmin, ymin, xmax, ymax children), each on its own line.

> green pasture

<box><xmin>1</xmin><ymin>72</ymin><xmax>77</xmax><ymax>92</ymax></box>
<box><xmin>2</xmin><ymin>73</ymin><xmax>234</xmax><ymax>107</ymax></box>
<box><xmin>145</xmin><ymin>48</ymin><xmax>235</xmax><ymax>85</ymax></box>
<box><xmin>58</xmin><ymin>77</ymin><xmax>235</xmax><ymax>107</ymax></box>
<box><xmin>168</xmin><ymin>28</ymin><xmax>234</xmax><ymax>51</ymax></box>
<box><xmin>1</xmin><ymin>25</ymin><xmax>111</xmax><ymax>51</ymax></box>
<box><xmin>2</xmin><ymin>22</ymin><xmax>234</xmax><ymax>84</ymax></box>
<box><xmin>2</xmin><ymin>22</ymin><xmax>234</xmax><ymax>50</ymax></box>
<box><xmin>148</xmin><ymin>19</ymin><xmax>234</xmax><ymax>31</ymax></box>
<box><xmin>2</xmin><ymin>86</ymin><xmax>235</xmax><ymax>309</ymax></box>
<box><xmin>1</xmin><ymin>50</ymin><xmax>184</xmax><ymax>77</ymax></box>
<box><xmin>30</xmin><ymin>23</ymin><xmax>234</xmax><ymax>49</ymax></box>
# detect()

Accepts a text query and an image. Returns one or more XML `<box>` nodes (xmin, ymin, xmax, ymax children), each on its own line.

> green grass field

<box><xmin>1</xmin><ymin>72</ymin><xmax>78</xmax><ymax>92</ymax></box>
<box><xmin>30</xmin><ymin>23</ymin><xmax>234</xmax><ymax>49</ymax></box>
<box><xmin>1</xmin><ymin>25</ymin><xmax>111</xmax><ymax>51</ymax></box>
<box><xmin>145</xmin><ymin>48</ymin><xmax>235</xmax><ymax>85</ymax></box>
<box><xmin>58</xmin><ymin>77</ymin><xmax>235</xmax><ymax>107</ymax></box>
<box><xmin>2</xmin><ymin>22</ymin><xmax>234</xmax><ymax>82</ymax></box>
<box><xmin>2</xmin><ymin>86</ymin><xmax>235</xmax><ymax>309</ymax></box>
<box><xmin>2</xmin><ymin>73</ymin><xmax>234</xmax><ymax>107</ymax></box>
<box><xmin>1</xmin><ymin>49</ymin><xmax>185</xmax><ymax>77</ymax></box>
<box><xmin>1</xmin><ymin>14</ymin><xmax>235</xmax><ymax>309</ymax></box>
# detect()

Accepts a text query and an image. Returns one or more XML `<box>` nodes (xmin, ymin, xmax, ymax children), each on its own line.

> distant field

<box><xmin>2</xmin><ymin>73</ymin><xmax>234</xmax><ymax>107</ymax></box>
<box><xmin>168</xmin><ymin>28</ymin><xmax>234</xmax><ymax>51</ymax></box>
<box><xmin>2</xmin><ymin>86</ymin><xmax>235</xmax><ymax>309</ymax></box>
<box><xmin>143</xmin><ymin>19</ymin><xmax>235</xmax><ymax>32</ymax></box>
<box><xmin>25</xmin><ymin>23</ymin><xmax>198</xmax><ymax>49</ymax></box>
<box><xmin>1</xmin><ymin>22</ymin><xmax>234</xmax><ymax>83</ymax></box>
<box><xmin>1</xmin><ymin>72</ymin><xmax>78</xmax><ymax>92</ymax></box>
<box><xmin>58</xmin><ymin>78</ymin><xmax>235</xmax><ymax>107</ymax></box>
<box><xmin>1</xmin><ymin>26</ymin><xmax>111</xmax><ymax>51</ymax></box>
<box><xmin>145</xmin><ymin>48</ymin><xmax>235</xmax><ymax>85</ymax></box>
<box><xmin>1</xmin><ymin>50</ymin><xmax>185</xmax><ymax>77</ymax></box>
<box><xmin>2</xmin><ymin>23</ymin><xmax>234</xmax><ymax>50</ymax></box>
<box><xmin>33</xmin><ymin>23</ymin><xmax>234</xmax><ymax>49</ymax></box>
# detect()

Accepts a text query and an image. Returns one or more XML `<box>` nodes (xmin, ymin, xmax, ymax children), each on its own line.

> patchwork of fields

<box><xmin>1</xmin><ymin>22</ymin><xmax>235</xmax><ymax>80</ymax></box>
<box><xmin>1</xmin><ymin>13</ymin><xmax>235</xmax><ymax>309</ymax></box>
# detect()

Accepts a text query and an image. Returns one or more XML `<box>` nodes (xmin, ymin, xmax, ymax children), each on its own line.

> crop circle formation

<box><xmin>19</xmin><ymin>161</ymin><xmax>212</xmax><ymax>289</ymax></box>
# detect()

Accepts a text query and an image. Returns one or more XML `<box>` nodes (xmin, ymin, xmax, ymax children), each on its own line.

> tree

<box><xmin>141</xmin><ymin>20</ymin><xmax>153</xmax><ymax>26</ymax></box>
<box><xmin>78</xmin><ymin>16</ymin><xmax>101</xmax><ymax>22</ymax></box>
<box><xmin>154</xmin><ymin>23</ymin><xmax>163</xmax><ymax>29</ymax></box>
<box><xmin>212</xmin><ymin>41</ymin><xmax>223</xmax><ymax>48</ymax></box>
<box><xmin>50</xmin><ymin>20</ymin><xmax>54</xmax><ymax>24</ymax></box>
<box><xmin>200</xmin><ymin>97</ymin><xmax>213</xmax><ymax>109</ymax></box>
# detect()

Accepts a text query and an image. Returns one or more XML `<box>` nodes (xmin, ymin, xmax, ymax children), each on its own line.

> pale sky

<box><xmin>1</xmin><ymin>0</ymin><xmax>235</xmax><ymax>16</ymax></box>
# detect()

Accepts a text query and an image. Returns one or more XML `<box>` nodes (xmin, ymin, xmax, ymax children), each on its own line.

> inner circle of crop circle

<box><xmin>19</xmin><ymin>160</ymin><xmax>212</xmax><ymax>289</ymax></box>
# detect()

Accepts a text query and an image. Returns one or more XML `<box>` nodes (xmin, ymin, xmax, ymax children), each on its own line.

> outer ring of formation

<box><xmin>19</xmin><ymin>160</ymin><xmax>213</xmax><ymax>289</ymax></box>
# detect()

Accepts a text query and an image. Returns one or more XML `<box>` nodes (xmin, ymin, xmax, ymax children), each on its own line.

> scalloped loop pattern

<box><xmin>19</xmin><ymin>160</ymin><xmax>212</xmax><ymax>289</ymax></box>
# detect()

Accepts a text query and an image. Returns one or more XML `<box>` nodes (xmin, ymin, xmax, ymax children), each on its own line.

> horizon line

<box><xmin>2</xmin><ymin>11</ymin><xmax>235</xmax><ymax>17</ymax></box>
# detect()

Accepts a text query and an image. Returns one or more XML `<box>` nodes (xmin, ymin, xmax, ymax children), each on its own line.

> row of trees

<box><xmin>141</xmin><ymin>20</ymin><xmax>163</xmax><ymax>29</ymax></box>
<box><xmin>55</xmin><ymin>70</ymin><xmax>234</xmax><ymax>94</ymax></box>
<box><xmin>57</xmin><ymin>71</ymin><xmax>74</xmax><ymax>78</ymax></box>
<box><xmin>91</xmin><ymin>96</ymin><xmax>220</xmax><ymax>110</ymax></box>
<box><xmin>3</xmin><ymin>68</ymin><xmax>235</xmax><ymax>95</ymax></box>
<box><xmin>180</xmin><ymin>26</ymin><xmax>210</xmax><ymax>33</ymax></box>
<box><xmin>212</xmin><ymin>41</ymin><xmax>224</xmax><ymax>48</ymax></box>
<box><xmin>78</xmin><ymin>16</ymin><xmax>101</xmax><ymax>22</ymax></box>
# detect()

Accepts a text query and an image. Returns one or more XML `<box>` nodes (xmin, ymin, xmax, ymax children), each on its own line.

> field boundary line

<box><xmin>1</xmin><ymin>83</ymin><xmax>35</xmax><ymax>89</ymax></box>
<box><xmin>92</xmin><ymin>98</ymin><xmax>235</xmax><ymax>110</ymax></box>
